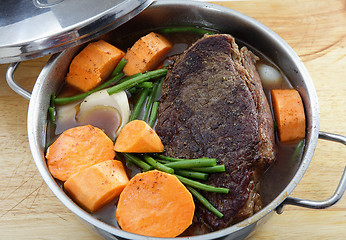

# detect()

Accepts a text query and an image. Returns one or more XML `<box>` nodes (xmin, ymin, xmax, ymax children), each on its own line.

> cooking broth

<box><xmin>46</xmin><ymin>28</ymin><xmax>304</xmax><ymax>236</ymax></box>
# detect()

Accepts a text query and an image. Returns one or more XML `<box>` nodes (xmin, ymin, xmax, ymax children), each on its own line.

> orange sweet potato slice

<box><xmin>46</xmin><ymin>125</ymin><xmax>115</xmax><ymax>181</ymax></box>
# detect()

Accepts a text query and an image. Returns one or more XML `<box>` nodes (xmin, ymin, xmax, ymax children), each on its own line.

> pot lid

<box><xmin>0</xmin><ymin>0</ymin><xmax>153</xmax><ymax>64</ymax></box>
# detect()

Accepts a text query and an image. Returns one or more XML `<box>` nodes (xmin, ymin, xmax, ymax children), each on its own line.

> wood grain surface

<box><xmin>0</xmin><ymin>0</ymin><xmax>345</xmax><ymax>239</ymax></box>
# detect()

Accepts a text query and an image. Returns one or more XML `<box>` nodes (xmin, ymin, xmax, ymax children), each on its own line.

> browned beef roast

<box><xmin>155</xmin><ymin>34</ymin><xmax>276</xmax><ymax>231</ymax></box>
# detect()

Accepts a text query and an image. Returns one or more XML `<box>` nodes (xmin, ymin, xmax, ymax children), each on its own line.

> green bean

<box><xmin>138</xmin><ymin>82</ymin><xmax>154</xmax><ymax>88</ymax></box>
<box><xmin>291</xmin><ymin>140</ymin><xmax>305</xmax><ymax>162</ymax></box>
<box><xmin>155</xmin><ymin>159</ymin><xmax>170</xmax><ymax>164</ymax></box>
<box><xmin>143</xmin><ymin>84</ymin><xmax>157</xmax><ymax>121</ymax></box>
<box><xmin>175</xmin><ymin>175</ymin><xmax>229</xmax><ymax>194</ymax></box>
<box><xmin>153</xmin><ymin>77</ymin><xmax>165</xmax><ymax>101</ymax></box>
<box><xmin>54</xmin><ymin>73</ymin><xmax>125</xmax><ymax>105</ymax></box>
<box><xmin>190</xmin><ymin>165</ymin><xmax>226</xmax><ymax>173</ymax></box>
<box><xmin>175</xmin><ymin>169</ymin><xmax>208</xmax><ymax>180</ymax></box>
<box><xmin>48</xmin><ymin>107</ymin><xmax>56</xmax><ymax>123</ymax></box>
<box><xmin>143</xmin><ymin>155</ymin><xmax>174</xmax><ymax>174</ymax></box>
<box><xmin>96</xmin><ymin>72</ymin><xmax>125</xmax><ymax>89</ymax></box>
<box><xmin>127</xmin><ymin>87</ymin><xmax>138</xmax><ymax>94</ymax></box>
<box><xmin>111</xmin><ymin>58</ymin><xmax>127</xmax><ymax>76</ymax></box>
<box><xmin>118</xmin><ymin>73</ymin><xmax>142</xmax><ymax>84</ymax></box>
<box><xmin>159</xmin><ymin>26</ymin><xmax>215</xmax><ymax>35</ymax></box>
<box><xmin>107</xmin><ymin>69</ymin><xmax>168</xmax><ymax>95</ymax></box>
<box><xmin>145</xmin><ymin>76</ymin><xmax>165</xmax><ymax>124</ymax></box>
<box><xmin>148</xmin><ymin>101</ymin><xmax>159</xmax><ymax>127</ymax></box>
<box><xmin>186</xmin><ymin>186</ymin><xmax>223</xmax><ymax>218</ymax></box>
<box><xmin>164</xmin><ymin>158</ymin><xmax>216</xmax><ymax>169</ymax></box>
<box><xmin>152</xmin><ymin>154</ymin><xmax>214</xmax><ymax>162</ymax></box>
<box><xmin>130</xmin><ymin>88</ymin><xmax>150</xmax><ymax>121</ymax></box>
<box><xmin>50</xmin><ymin>93</ymin><xmax>56</xmax><ymax>107</ymax></box>
<box><xmin>122</xmin><ymin>153</ymin><xmax>152</xmax><ymax>172</ymax></box>
<box><xmin>48</xmin><ymin>93</ymin><xmax>56</xmax><ymax>123</ymax></box>
<box><xmin>127</xmin><ymin>79</ymin><xmax>156</xmax><ymax>93</ymax></box>
<box><xmin>122</xmin><ymin>73</ymin><xmax>147</xmax><ymax>93</ymax></box>
<box><xmin>121</xmin><ymin>73</ymin><xmax>144</xmax><ymax>94</ymax></box>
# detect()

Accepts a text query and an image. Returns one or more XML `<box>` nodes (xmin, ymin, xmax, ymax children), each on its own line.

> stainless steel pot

<box><xmin>6</xmin><ymin>1</ymin><xmax>346</xmax><ymax>239</ymax></box>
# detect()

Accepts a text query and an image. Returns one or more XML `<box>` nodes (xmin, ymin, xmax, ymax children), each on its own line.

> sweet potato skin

<box><xmin>114</xmin><ymin>120</ymin><xmax>164</xmax><ymax>153</ymax></box>
<box><xmin>64</xmin><ymin>160</ymin><xmax>129</xmax><ymax>212</ymax></box>
<box><xmin>46</xmin><ymin>125</ymin><xmax>115</xmax><ymax>181</ymax></box>
<box><xmin>66</xmin><ymin>40</ymin><xmax>125</xmax><ymax>92</ymax></box>
<box><xmin>123</xmin><ymin>32</ymin><xmax>172</xmax><ymax>76</ymax></box>
<box><xmin>116</xmin><ymin>170</ymin><xmax>195</xmax><ymax>237</ymax></box>
<box><xmin>271</xmin><ymin>89</ymin><xmax>306</xmax><ymax>143</ymax></box>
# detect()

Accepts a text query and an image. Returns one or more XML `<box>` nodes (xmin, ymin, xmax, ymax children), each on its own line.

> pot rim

<box><xmin>27</xmin><ymin>1</ymin><xmax>320</xmax><ymax>239</ymax></box>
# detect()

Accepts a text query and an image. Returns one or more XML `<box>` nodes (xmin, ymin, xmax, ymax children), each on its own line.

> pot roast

<box><xmin>155</xmin><ymin>34</ymin><xmax>276</xmax><ymax>231</ymax></box>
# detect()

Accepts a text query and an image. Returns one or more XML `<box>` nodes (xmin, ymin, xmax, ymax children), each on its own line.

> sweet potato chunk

<box><xmin>64</xmin><ymin>160</ymin><xmax>129</xmax><ymax>212</ymax></box>
<box><xmin>66</xmin><ymin>40</ymin><xmax>125</xmax><ymax>92</ymax></box>
<box><xmin>114</xmin><ymin>120</ymin><xmax>164</xmax><ymax>153</ymax></box>
<box><xmin>46</xmin><ymin>125</ymin><xmax>115</xmax><ymax>181</ymax></box>
<box><xmin>116</xmin><ymin>170</ymin><xmax>194</xmax><ymax>237</ymax></box>
<box><xmin>271</xmin><ymin>89</ymin><xmax>306</xmax><ymax>143</ymax></box>
<box><xmin>123</xmin><ymin>32</ymin><xmax>172</xmax><ymax>76</ymax></box>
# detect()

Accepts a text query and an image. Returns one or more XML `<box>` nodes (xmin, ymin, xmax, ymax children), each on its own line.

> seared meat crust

<box><xmin>156</xmin><ymin>34</ymin><xmax>275</xmax><ymax>231</ymax></box>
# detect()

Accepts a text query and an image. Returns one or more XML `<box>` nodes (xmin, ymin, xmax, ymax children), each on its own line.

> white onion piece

<box><xmin>55</xmin><ymin>102</ymin><xmax>80</xmax><ymax>135</ymax></box>
<box><xmin>257</xmin><ymin>63</ymin><xmax>283</xmax><ymax>87</ymax></box>
<box><xmin>76</xmin><ymin>89</ymin><xmax>130</xmax><ymax>140</ymax></box>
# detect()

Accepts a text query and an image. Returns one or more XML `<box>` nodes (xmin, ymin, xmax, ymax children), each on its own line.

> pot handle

<box><xmin>276</xmin><ymin>131</ymin><xmax>346</xmax><ymax>214</ymax></box>
<box><xmin>6</xmin><ymin>62</ymin><xmax>31</xmax><ymax>100</ymax></box>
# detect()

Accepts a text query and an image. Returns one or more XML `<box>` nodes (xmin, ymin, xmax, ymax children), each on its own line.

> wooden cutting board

<box><xmin>0</xmin><ymin>0</ymin><xmax>345</xmax><ymax>239</ymax></box>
